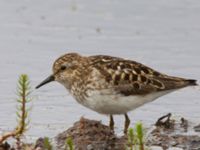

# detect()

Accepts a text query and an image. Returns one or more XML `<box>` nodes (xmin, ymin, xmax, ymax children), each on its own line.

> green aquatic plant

<box><xmin>128</xmin><ymin>128</ymin><xmax>134</xmax><ymax>150</ymax></box>
<box><xmin>135</xmin><ymin>122</ymin><xmax>144</xmax><ymax>150</ymax></box>
<box><xmin>43</xmin><ymin>137</ymin><xmax>53</xmax><ymax>150</ymax></box>
<box><xmin>65</xmin><ymin>137</ymin><xmax>74</xmax><ymax>150</ymax></box>
<box><xmin>0</xmin><ymin>74</ymin><xmax>32</xmax><ymax>145</ymax></box>
<box><xmin>15</xmin><ymin>74</ymin><xmax>32</xmax><ymax>137</ymax></box>
<box><xmin>127</xmin><ymin>122</ymin><xmax>145</xmax><ymax>150</ymax></box>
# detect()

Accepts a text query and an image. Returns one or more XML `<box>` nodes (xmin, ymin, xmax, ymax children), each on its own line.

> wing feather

<box><xmin>89</xmin><ymin>55</ymin><xmax>195</xmax><ymax>96</ymax></box>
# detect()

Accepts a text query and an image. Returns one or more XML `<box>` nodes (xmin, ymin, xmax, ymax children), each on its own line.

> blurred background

<box><xmin>0</xmin><ymin>0</ymin><xmax>199</xmax><ymax>141</ymax></box>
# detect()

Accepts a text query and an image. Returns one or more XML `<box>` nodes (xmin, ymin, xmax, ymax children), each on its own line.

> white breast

<box><xmin>76</xmin><ymin>89</ymin><xmax>174</xmax><ymax>115</ymax></box>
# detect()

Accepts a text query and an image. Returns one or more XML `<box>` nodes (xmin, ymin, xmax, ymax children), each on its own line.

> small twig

<box><xmin>155</xmin><ymin>113</ymin><xmax>172</xmax><ymax>128</ymax></box>
<box><xmin>0</xmin><ymin>131</ymin><xmax>17</xmax><ymax>144</ymax></box>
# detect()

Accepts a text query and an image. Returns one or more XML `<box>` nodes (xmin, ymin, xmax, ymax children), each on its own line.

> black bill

<box><xmin>36</xmin><ymin>75</ymin><xmax>55</xmax><ymax>89</ymax></box>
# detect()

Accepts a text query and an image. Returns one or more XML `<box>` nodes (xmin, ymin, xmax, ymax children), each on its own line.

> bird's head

<box><xmin>36</xmin><ymin>53</ymin><xmax>85</xmax><ymax>89</ymax></box>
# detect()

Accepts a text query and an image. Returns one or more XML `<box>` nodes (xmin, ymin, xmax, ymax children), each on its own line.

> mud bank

<box><xmin>1</xmin><ymin>114</ymin><xmax>200</xmax><ymax>150</ymax></box>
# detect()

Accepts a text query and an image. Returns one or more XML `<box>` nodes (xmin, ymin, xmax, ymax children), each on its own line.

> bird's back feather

<box><xmin>89</xmin><ymin>55</ymin><xmax>197</xmax><ymax>96</ymax></box>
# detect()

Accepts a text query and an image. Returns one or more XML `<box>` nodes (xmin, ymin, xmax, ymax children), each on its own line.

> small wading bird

<box><xmin>36</xmin><ymin>53</ymin><xmax>197</xmax><ymax>134</ymax></box>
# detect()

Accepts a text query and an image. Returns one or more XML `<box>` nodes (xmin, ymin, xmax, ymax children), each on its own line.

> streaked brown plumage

<box><xmin>36</xmin><ymin>52</ymin><xmax>197</xmax><ymax>134</ymax></box>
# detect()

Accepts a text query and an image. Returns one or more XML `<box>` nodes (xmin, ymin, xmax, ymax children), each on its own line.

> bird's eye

<box><xmin>60</xmin><ymin>65</ymin><xmax>66</xmax><ymax>70</ymax></box>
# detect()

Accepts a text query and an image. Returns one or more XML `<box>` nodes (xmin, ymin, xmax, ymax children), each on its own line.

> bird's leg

<box><xmin>124</xmin><ymin>113</ymin><xmax>130</xmax><ymax>134</ymax></box>
<box><xmin>109</xmin><ymin>115</ymin><xmax>114</xmax><ymax>131</ymax></box>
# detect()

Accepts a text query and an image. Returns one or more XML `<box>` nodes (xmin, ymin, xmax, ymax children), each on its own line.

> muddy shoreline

<box><xmin>1</xmin><ymin>114</ymin><xmax>200</xmax><ymax>150</ymax></box>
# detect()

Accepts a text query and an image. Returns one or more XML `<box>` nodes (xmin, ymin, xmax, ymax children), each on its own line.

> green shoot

<box><xmin>126</xmin><ymin>122</ymin><xmax>145</xmax><ymax>150</ymax></box>
<box><xmin>65</xmin><ymin>137</ymin><xmax>74</xmax><ymax>150</ymax></box>
<box><xmin>128</xmin><ymin>128</ymin><xmax>134</xmax><ymax>150</ymax></box>
<box><xmin>0</xmin><ymin>74</ymin><xmax>32</xmax><ymax>144</ymax></box>
<box><xmin>15</xmin><ymin>74</ymin><xmax>32</xmax><ymax>137</ymax></box>
<box><xmin>135</xmin><ymin>122</ymin><xmax>144</xmax><ymax>150</ymax></box>
<box><xmin>43</xmin><ymin>137</ymin><xmax>53</xmax><ymax>150</ymax></box>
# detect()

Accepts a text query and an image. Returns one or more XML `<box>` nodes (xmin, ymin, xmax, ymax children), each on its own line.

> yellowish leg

<box><xmin>124</xmin><ymin>113</ymin><xmax>130</xmax><ymax>134</ymax></box>
<box><xmin>109</xmin><ymin>115</ymin><xmax>114</xmax><ymax>130</ymax></box>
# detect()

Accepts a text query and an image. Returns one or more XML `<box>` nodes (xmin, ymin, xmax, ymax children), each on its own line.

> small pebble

<box><xmin>150</xmin><ymin>146</ymin><xmax>163</xmax><ymax>150</ymax></box>
<box><xmin>167</xmin><ymin>147</ymin><xmax>183</xmax><ymax>150</ymax></box>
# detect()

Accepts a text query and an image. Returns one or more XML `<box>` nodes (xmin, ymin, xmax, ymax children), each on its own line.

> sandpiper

<box><xmin>36</xmin><ymin>53</ymin><xmax>197</xmax><ymax>134</ymax></box>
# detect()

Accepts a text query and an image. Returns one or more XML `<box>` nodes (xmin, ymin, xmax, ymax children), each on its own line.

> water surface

<box><xmin>0</xmin><ymin>0</ymin><xmax>199</xmax><ymax>139</ymax></box>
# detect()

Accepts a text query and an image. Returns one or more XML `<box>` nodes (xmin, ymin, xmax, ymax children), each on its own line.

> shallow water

<box><xmin>0</xmin><ymin>0</ymin><xmax>199</xmax><ymax>140</ymax></box>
